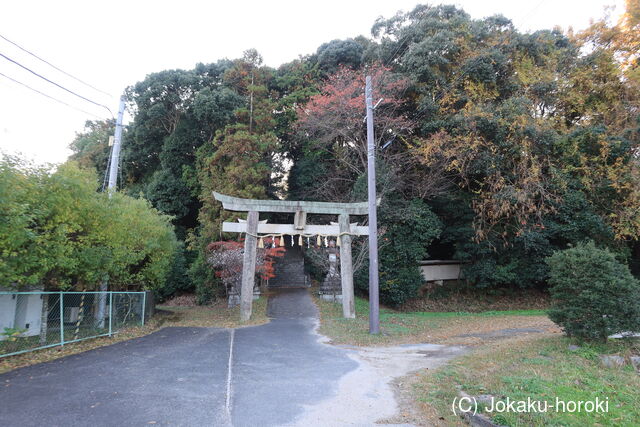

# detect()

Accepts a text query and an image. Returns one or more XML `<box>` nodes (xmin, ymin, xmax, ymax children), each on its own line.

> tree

<box><xmin>120</xmin><ymin>61</ymin><xmax>244</xmax><ymax>300</ymax></box>
<box><xmin>206</xmin><ymin>238</ymin><xmax>284</xmax><ymax>299</ymax></box>
<box><xmin>0</xmin><ymin>155</ymin><xmax>177</xmax><ymax>292</ymax></box>
<box><xmin>70</xmin><ymin>2</ymin><xmax>640</xmax><ymax>299</ymax></box>
<box><xmin>315</xmin><ymin>39</ymin><xmax>364</xmax><ymax>75</ymax></box>
<box><xmin>123</xmin><ymin>61</ymin><xmax>241</xmax><ymax>228</ymax></box>
<box><xmin>68</xmin><ymin>119</ymin><xmax>115</xmax><ymax>181</ymax></box>
<box><xmin>293</xmin><ymin>63</ymin><xmax>419</xmax><ymax>201</ymax></box>
<box><xmin>197</xmin><ymin>124</ymin><xmax>278</xmax><ymax>243</ymax></box>
<box><xmin>193</xmin><ymin>50</ymin><xmax>282</xmax><ymax>301</ymax></box>
<box><xmin>355</xmin><ymin>198</ymin><xmax>442</xmax><ymax>306</ymax></box>
<box><xmin>197</xmin><ymin>50</ymin><xmax>280</xmax><ymax>240</ymax></box>
<box><xmin>370</xmin><ymin>3</ymin><xmax>640</xmax><ymax>289</ymax></box>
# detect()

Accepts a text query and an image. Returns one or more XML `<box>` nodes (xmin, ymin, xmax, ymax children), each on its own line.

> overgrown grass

<box><xmin>401</xmin><ymin>286</ymin><xmax>550</xmax><ymax>313</ymax></box>
<box><xmin>415</xmin><ymin>335</ymin><xmax>640</xmax><ymax>426</ymax></box>
<box><xmin>316</xmin><ymin>295</ymin><xmax>557</xmax><ymax>347</ymax></box>
<box><xmin>405</xmin><ymin>309</ymin><xmax>548</xmax><ymax>318</ymax></box>
<box><xmin>0</xmin><ymin>296</ymin><xmax>269</xmax><ymax>374</ymax></box>
<box><xmin>157</xmin><ymin>295</ymin><xmax>269</xmax><ymax>328</ymax></box>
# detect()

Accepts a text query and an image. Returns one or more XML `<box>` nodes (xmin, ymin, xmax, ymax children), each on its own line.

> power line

<box><xmin>0</xmin><ymin>33</ymin><xmax>113</xmax><ymax>98</ymax></box>
<box><xmin>515</xmin><ymin>0</ymin><xmax>548</xmax><ymax>29</ymax></box>
<box><xmin>0</xmin><ymin>71</ymin><xmax>102</xmax><ymax>119</ymax></box>
<box><xmin>0</xmin><ymin>51</ymin><xmax>113</xmax><ymax>117</ymax></box>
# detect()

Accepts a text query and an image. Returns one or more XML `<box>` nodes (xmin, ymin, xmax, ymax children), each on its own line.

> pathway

<box><xmin>0</xmin><ymin>288</ymin><xmax>465</xmax><ymax>426</ymax></box>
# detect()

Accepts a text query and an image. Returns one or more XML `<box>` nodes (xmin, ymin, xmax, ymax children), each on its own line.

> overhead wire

<box><xmin>0</xmin><ymin>70</ymin><xmax>102</xmax><ymax>119</ymax></box>
<box><xmin>515</xmin><ymin>0</ymin><xmax>548</xmax><ymax>30</ymax></box>
<box><xmin>0</xmin><ymin>34</ymin><xmax>123</xmax><ymax>194</ymax></box>
<box><xmin>0</xmin><ymin>33</ymin><xmax>113</xmax><ymax>98</ymax></box>
<box><xmin>0</xmin><ymin>52</ymin><xmax>113</xmax><ymax>117</ymax></box>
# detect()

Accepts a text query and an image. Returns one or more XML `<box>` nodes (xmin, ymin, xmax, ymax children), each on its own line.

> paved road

<box><xmin>0</xmin><ymin>289</ymin><xmax>358</xmax><ymax>426</ymax></box>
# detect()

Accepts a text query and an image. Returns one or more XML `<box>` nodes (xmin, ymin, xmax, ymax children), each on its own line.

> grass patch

<box><xmin>0</xmin><ymin>296</ymin><xmax>268</xmax><ymax>374</ymax></box>
<box><xmin>406</xmin><ymin>309</ymin><xmax>548</xmax><ymax>318</ymax></box>
<box><xmin>415</xmin><ymin>335</ymin><xmax>640</xmax><ymax>426</ymax></box>
<box><xmin>401</xmin><ymin>286</ymin><xmax>550</xmax><ymax>313</ymax></box>
<box><xmin>157</xmin><ymin>295</ymin><xmax>269</xmax><ymax>328</ymax></box>
<box><xmin>316</xmin><ymin>295</ymin><xmax>557</xmax><ymax>347</ymax></box>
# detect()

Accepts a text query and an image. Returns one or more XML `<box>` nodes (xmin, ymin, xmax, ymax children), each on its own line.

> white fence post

<box><xmin>141</xmin><ymin>292</ymin><xmax>146</xmax><ymax>326</ymax></box>
<box><xmin>59</xmin><ymin>292</ymin><xmax>64</xmax><ymax>346</ymax></box>
<box><xmin>109</xmin><ymin>292</ymin><xmax>113</xmax><ymax>336</ymax></box>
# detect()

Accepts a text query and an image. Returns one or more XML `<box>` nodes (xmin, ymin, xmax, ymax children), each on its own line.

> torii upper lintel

<box><xmin>212</xmin><ymin>191</ymin><xmax>371</xmax><ymax>215</ymax></box>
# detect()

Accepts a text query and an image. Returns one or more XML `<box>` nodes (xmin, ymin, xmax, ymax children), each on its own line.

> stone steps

<box><xmin>270</xmin><ymin>245</ymin><xmax>308</xmax><ymax>288</ymax></box>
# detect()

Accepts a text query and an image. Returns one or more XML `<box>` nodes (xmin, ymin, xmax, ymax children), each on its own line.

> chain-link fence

<box><xmin>0</xmin><ymin>291</ymin><xmax>146</xmax><ymax>358</ymax></box>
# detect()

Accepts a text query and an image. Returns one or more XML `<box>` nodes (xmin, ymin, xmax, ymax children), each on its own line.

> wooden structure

<box><xmin>213</xmin><ymin>192</ymin><xmax>370</xmax><ymax>321</ymax></box>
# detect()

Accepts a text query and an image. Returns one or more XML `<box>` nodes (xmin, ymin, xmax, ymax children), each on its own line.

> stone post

<box><xmin>339</xmin><ymin>213</ymin><xmax>355</xmax><ymax>318</ymax></box>
<box><xmin>240</xmin><ymin>211</ymin><xmax>259</xmax><ymax>322</ymax></box>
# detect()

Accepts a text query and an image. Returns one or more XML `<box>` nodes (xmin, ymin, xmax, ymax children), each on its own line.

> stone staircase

<box><xmin>269</xmin><ymin>244</ymin><xmax>308</xmax><ymax>288</ymax></box>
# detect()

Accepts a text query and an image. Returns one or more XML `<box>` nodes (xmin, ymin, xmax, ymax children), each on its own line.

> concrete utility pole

<box><xmin>365</xmin><ymin>75</ymin><xmax>380</xmax><ymax>334</ymax></box>
<box><xmin>97</xmin><ymin>97</ymin><xmax>126</xmax><ymax>328</ymax></box>
<box><xmin>107</xmin><ymin>97</ymin><xmax>126</xmax><ymax>193</ymax></box>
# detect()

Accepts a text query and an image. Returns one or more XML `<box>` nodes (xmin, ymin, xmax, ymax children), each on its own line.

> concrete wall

<box><xmin>0</xmin><ymin>289</ymin><xmax>43</xmax><ymax>339</ymax></box>
<box><xmin>14</xmin><ymin>294</ymin><xmax>43</xmax><ymax>337</ymax></box>
<box><xmin>419</xmin><ymin>260</ymin><xmax>462</xmax><ymax>282</ymax></box>
<box><xmin>0</xmin><ymin>294</ymin><xmax>18</xmax><ymax>333</ymax></box>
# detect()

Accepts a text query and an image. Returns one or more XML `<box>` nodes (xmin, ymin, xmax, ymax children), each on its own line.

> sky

<box><xmin>0</xmin><ymin>0</ymin><xmax>625</xmax><ymax>166</ymax></box>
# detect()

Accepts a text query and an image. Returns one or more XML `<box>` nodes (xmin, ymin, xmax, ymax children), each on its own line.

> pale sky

<box><xmin>0</xmin><ymin>0</ymin><xmax>624</xmax><ymax>166</ymax></box>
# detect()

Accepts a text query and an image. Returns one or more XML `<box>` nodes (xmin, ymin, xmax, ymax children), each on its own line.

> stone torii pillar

<box><xmin>338</xmin><ymin>214</ymin><xmax>354</xmax><ymax>318</ymax></box>
<box><xmin>240</xmin><ymin>211</ymin><xmax>259</xmax><ymax>321</ymax></box>
<box><xmin>213</xmin><ymin>192</ymin><xmax>371</xmax><ymax>320</ymax></box>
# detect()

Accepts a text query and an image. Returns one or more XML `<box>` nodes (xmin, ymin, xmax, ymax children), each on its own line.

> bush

<box><xmin>0</xmin><ymin>156</ymin><xmax>177</xmax><ymax>291</ymax></box>
<box><xmin>189</xmin><ymin>251</ymin><xmax>219</xmax><ymax>305</ymax></box>
<box><xmin>546</xmin><ymin>241</ymin><xmax>640</xmax><ymax>341</ymax></box>
<box><xmin>355</xmin><ymin>198</ymin><xmax>442</xmax><ymax>306</ymax></box>
<box><xmin>155</xmin><ymin>243</ymin><xmax>192</xmax><ymax>302</ymax></box>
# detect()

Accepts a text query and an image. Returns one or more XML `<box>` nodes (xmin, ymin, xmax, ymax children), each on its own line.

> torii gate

<box><xmin>213</xmin><ymin>192</ymin><xmax>370</xmax><ymax>321</ymax></box>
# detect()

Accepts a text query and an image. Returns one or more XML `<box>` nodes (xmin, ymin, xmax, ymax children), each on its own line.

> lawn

<box><xmin>316</xmin><ymin>295</ymin><xmax>557</xmax><ymax>347</ymax></box>
<box><xmin>416</xmin><ymin>335</ymin><xmax>640</xmax><ymax>426</ymax></box>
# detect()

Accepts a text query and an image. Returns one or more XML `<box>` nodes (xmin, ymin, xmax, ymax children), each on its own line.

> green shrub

<box><xmin>0</xmin><ymin>156</ymin><xmax>177</xmax><ymax>291</ymax></box>
<box><xmin>356</xmin><ymin>198</ymin><xmax>442</xmax><ymax>306</ymax></box>
<box><xmin>189</xmin><ymin>251</ymin><xmax>219</xmax><ymax>305</ymax></box>
<box><xmin>155</xmin><ymin>243</ymin><xmax>192</xmax><ymax>302</ymax></box>
<box><xmin>546</xmin><ymin>241</ymin><xmax>640</xmax><ymax>341</ymax></box>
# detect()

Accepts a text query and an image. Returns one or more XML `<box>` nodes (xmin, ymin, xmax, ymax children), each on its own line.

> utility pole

<box><xmin>97</xmin><ymin>96</ymin><xmax>125</xmax><ymax>328</ymax></box>
<box><xmin>108</xmin><ymin>96</ymin><xmax>126</xmax><ymax>193</ymax></box>
<box><xmin>365</xmin><ymin>75</ymin><xmax>380</xmax><ymax>335</ymax></box>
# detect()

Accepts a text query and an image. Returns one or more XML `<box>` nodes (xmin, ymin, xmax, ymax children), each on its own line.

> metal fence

<box><xmin>0</xmin><ymin>291</ymin><xmax>146</xmax><ymax>358</ymax></box>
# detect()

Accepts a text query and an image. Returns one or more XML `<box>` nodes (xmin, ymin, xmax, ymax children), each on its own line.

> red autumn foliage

<box><xmin>258</xmin><ymin>238</ymin><xmax>286</xmax><ymax>280</ymax></box>
<box><xmin>296</xmin><ymin>63</ymin><xmax>413</xmax><ymax>165</ymax></box>
<box><xmin>206</xmin><ymin>238</ymin><xmax>285</xmax><ymax>293</ymax></box>
<box><xmin>294</xmin><ymin>63</ymin><xmax>425</xmax><ymax>201</ymax></box>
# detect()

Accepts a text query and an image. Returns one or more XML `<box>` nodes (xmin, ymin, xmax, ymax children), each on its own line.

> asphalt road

<box><xmin>0</xmin><ymin>288</ymin><xmax>358</xmax><ymax>427</ymax></box>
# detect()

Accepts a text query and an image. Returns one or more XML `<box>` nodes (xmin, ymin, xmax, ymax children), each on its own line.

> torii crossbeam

<box><xmin>213</xmin><ymin>192</ymin><xmax>371</xmax><ymax>321</ymax></box>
